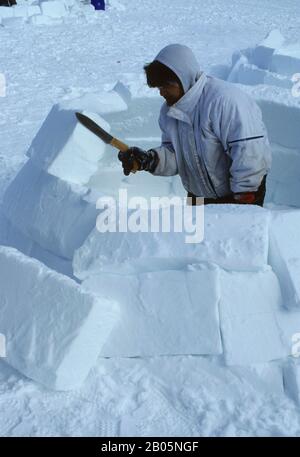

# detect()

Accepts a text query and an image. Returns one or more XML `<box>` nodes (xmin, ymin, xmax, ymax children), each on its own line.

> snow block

<box><xmin>74</xmin><ymin>205</ymin><xmax>270</xmax><ymax>280</ymax></box>
<box><xmin>0</xmin><ymin>7</ymin><xmax>14</xmax><ymax>20</ymax></box>
<box><xmin>2</xmin><ymin>160</ymin><xmax>97</xmax><ymax>260</ymax></box>
<box><xmin>257</xmin><ymin>99</ymin><xmax>300</xmax><ymax>150</ymax></box>
<box><xmin>83</xmin><ymin>264</ymin><xmax>222</xmax><ymax>357</ymax></box>
<box><xmin>40</xmin><ymin>0</ymin><xmax>67</xmax><ymax>18</ymax></box>
<box><xmin>269</xmin><ymin>210</ymin><xmax>300</xmax><ymax>309</ymax></box>
<box><xmin>12</xmin><ymin>5</ymin><xmax>29</xmax><ymax>18</ymax></box>
<box><xmin>266</xmin><ymin>144</ymin><xmax>300</xmax><ymax>207</ymax></box>
<box><xmin>88</xmin><ymin>167</ymin><xmax>173</xmax><ymax>199</ymax></box>
<box><xmin>0</xmin><ymin>211</ymin><xmax>73</xmax><ymax>278</ymax></box>
<box><xmin>251</xmin><ymin>30</ymin><xmax>285</xmax><ymax>70</ymax></box>
<box><xmin>271</xmin><ymin>45</ymin><xmax>300</xmax><ymax>78</ymax></box>
<box><xmin>232</xmin><ymin>63</ymin><xmax>266</xmax><ymax>86</ymax></box>
<box><xmin>0</xmin><ymin>246</ymin><xmax>119</xmax><ymax>390</ymax></box>
<box><xmin>27</xmin><ymin>105</ymin><xmax>110</xmax><ymax>186</ymax></box>
<box><xmin>28</xmin><ymin>5</ymin><xmax>41</xmax><ymax>17</ymax></box>
<box><xmin>62</xmin><ymin>84</ymin><xmax>129</xmax><ymax>115</ymax></box>
<box><xmin>28</xmin><ymin>13</ymin><xmax>61</xmax><ymax>25</ymax></box>
<box><xmin>219</xmin><ymin>269</ymin><xmax>287</xmax><ymax>366</ymax></box>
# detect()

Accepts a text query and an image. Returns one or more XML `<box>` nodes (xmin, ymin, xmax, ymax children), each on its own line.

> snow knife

<box><xmin>75</xmin><ymin>112</ymin><xmax>138</xmax><ymax>173</ymax></box>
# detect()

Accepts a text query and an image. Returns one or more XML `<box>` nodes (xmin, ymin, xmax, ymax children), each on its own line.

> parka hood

<box><xmin>154</xmin><ymin>44</ymin><xmax>202</xmax><ymax>93</ymax></box>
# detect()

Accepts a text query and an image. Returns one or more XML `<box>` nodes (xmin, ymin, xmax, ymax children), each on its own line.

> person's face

<box><xmin>157</xmin><ymin>81</ymin><xmax>184</xmax><ymax>106</ymax></box>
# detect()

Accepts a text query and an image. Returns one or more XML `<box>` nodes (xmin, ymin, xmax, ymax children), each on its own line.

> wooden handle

<box><xmin>111</xmin><ymin>137</ymin><xmax>129</xmax><ymax>152</ymax></box>
<box><xmin>111</xmin><ymin>137</ymin><xmax>139</xmax><ymax>174</ymax></box>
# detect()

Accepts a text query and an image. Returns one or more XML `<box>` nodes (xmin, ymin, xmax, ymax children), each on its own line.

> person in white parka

<box><xmin>118</xmin><ymin>44</ymin><xmax>271</xmax><ymax>206</ymax></box>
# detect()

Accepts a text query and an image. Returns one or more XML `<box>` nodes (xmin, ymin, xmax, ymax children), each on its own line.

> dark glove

<box><xmin>118</xmin><ymin>147</ymin><xmax>159</xmax><ymax>176</ymax></box>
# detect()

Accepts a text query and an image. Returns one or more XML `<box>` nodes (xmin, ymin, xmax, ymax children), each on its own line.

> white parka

<box><xmin>151</xmin><ymin>44</ymin><xmax>271</xmax><ymax>197</ymax></box>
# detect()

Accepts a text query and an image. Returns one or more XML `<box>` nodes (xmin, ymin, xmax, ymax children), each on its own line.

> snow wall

<box><xmin>0</xmin><ymin>34</ymin><xmax>300</xmax><ymax>395</ymax></box>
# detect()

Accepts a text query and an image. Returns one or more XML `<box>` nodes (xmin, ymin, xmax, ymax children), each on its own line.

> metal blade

<box><xmin>75</xmin><ymin>112</ymin><xmax>113</xmax><ymax>145</ymax></box>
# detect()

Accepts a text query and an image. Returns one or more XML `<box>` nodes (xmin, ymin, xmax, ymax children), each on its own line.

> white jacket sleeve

<box><xmin>151</xmin><ymin>114</ymin><xmax>178</xmax><ymax>176</ymax></box>
<box><xmin>216</xmin><ymin>95</ymin><xmax>271</xmax><ymax>193</ymax></box>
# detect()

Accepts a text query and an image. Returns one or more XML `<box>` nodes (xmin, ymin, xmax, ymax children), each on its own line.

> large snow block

<box><xmin>257</xmin><ymin>99</ymin><xmax>300</xmax><ymax>150</ymax></box>
<box><xmin>266</xmin><ymin>145</ymin><xmax>300</xmax><ymax>207</ymax></box>
<box><xmin>0</xmin><ymin>246</ymin><xmax>119</xmax><ymax>390</ymax></box>
<box><xmin>270</xmin><ymin>45</ymin><xmax>300</xmax><ymax>78</ymax></box>
<box><xmin>63</xmin><ymin>83</ymin><xmax>129</xmax><ymax>115</ymax></box>
<box><xmin>40</xmin><ymin>1</ymin><xmax>68</xmax><ymax>18</ymax></box>
<box><xmin>0</xmin><ymin>7</ymin><xmax>14</xmax><ymax>20</ymax></box>
<box><xmin>88</xmin><ymin>166</ymin><xmax>173</xmax><ymax>199</ymax></box>
<box><xmin>83</xmin><ymin>264</ymin><xmax>222</xmax><ymax>357</ymax></box>
<box><xmin>219</xmin><ymin>269</ymin><xmax>287</xmax><ymax>366</ymax></box>
<box><xmin>251</xmin><ymin>30</ymin><xmax>285</xmax><ymax>70</ymax></box>
<box><xmin>269</xmin><ymin>210</ymin><xmax>300</xmax><ymax>309</ymax></box>
<box><xmin>0</xmin><ymin>211</ymin><xmax>73</xmax><ymax>278</ymax></box>
<box><xmin>2</xmin><ymin>160</ymin><xmax>97</xmax><ymax>260</ymax></box>
<box><xmin>27</xmin><ymin>105</ymin><xmax>109</xmax><ymax>186</ymax></box>
<box><xmin>233</xmin><ymin>63</ymin><xmax>266</xmax><ymax>86</ymax></box>
<box><xmin>74</xmin><ymin>205</ymin><xmax>270</xmax><ymax>280</ymax></box>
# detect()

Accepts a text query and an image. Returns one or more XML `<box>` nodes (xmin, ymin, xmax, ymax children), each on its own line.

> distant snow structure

<box><xmin>0</xmin><ymin>0</ymin><xmax>112</xmax><ymax>26</ymax></box>
<box><xmin>224</xmin><ymin>30</ymin><xmax>300</xmax><ymax>90</ymax></box>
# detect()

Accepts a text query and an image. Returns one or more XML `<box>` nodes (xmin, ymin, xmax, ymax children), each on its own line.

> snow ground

<box><xmin>1</xmin><ymin>0</ymin><xmax>300</xmax><ymax>437</ymax></box>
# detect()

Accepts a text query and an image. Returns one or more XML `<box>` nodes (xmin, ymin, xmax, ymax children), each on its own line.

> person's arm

<box><xmin>150</xmin><ymin>118</ymin><xmax>178</xmax><ymax>176</ymax></box>
<box><xmin>216</xmin><ymin>94</ymin><xmax>271</xmax><ymax>195</ymax></box>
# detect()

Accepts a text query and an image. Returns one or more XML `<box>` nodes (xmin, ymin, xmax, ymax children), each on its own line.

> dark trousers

<box><xmin>187</xmin><ymin>175</ymin><xmax>267</xmax><ymax>207</ymax></box>
<box><xmin>0</xmin><ymin>0</ymin><xmax>16</xmax><ymax>5</ymax></box>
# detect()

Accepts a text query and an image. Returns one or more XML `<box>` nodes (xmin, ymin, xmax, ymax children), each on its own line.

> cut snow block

<box><xmin>219</xmin><ymin>269</ymin><xmax>288</xmax><ymax>366</ymax></box>
<box><xmin>74</xmin><ymin>205</ymin><xmax>269</xmax><ymax>280</ymax></box>
<box><xmin>28</xmin><ymin>14</ymin><xmax>59</xmax><ymax>25</ymax></box>
<box><xmin>265</xmin><ymin>144</ymin><xmax>300</xmax><ymax>207</ymax></box>
<box><xmin>269</xmin><ymin>210</ymin><xmax>300</xmax><ymax>309</ymax></box>
<box><xmin>270</xmin><ymin>44</ymin><xmax>300</xmax><ymax>78</ymax></box>
<box><xmin>12</xmin><ymin>5</ymin><xmax>29</xmax><ymax>18</ymax></box>
<box><xmin>83</xmin><ymin>264</ymin><xmax>222</xmax><ymax>357</ymax></box>
<box><xmin>28</xmin><ymin>6</ymin><xmax>41</xmax><ymax>17</ymax></box>
<box><xmin>2</xmin><ymin>160</ymin><xmax>97</xmax><ymax>260</ymax></box>
<box><xmin>62</xmin><ymin>84</ymin><xmax>129</xmax><ymax>116</ymax></box>
<box><xmin>27</xmin><ymin>104</ymin><xmax>110</xmax><ymax>186</ymax></box>
<box><xmin>0</xmin><ymin>7</ymin><xmax>14</xmax><ymax>20</ymax></box>
<box><xmin>234</xmin><ymin>63</ymin><xmax>266</xmax><ymax>86</ymax></box>
<box><xmin>88</xmin><ymin>166</ymin><xmax>173</xmax><ymax>199</ymax></box>
<box><xmin>0</xmin><ymin>211</ymin><xmax>73</xmax><ymax>278</ymax></box>
<box><xmin>257</xmin><ymin>99</ymin><xmax>300</xmax><ymax>149</ymax></box>
<box><xmin>0</xmin><ymin>246</ymin><xmax>119</xmax><ymax>390</ymax></box>
<box><xmin>40</xmin><ymin>0</ymin><xmax>68</xmax><ymax>18</ymax></box>
<box><xmin>251</xmin><ymin>30</ymin><xmax>285</xmax><ymax>70</ymax></box>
